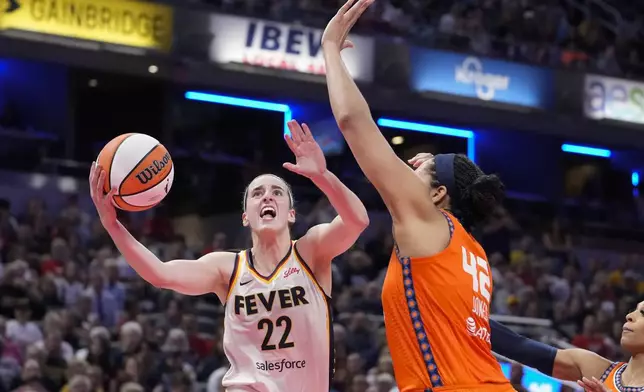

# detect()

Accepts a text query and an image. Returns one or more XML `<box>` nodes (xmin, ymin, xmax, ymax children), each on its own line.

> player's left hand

<box><xmin>408</xmin><ymin>152</ymin><xmax>434</xmax><ymax>168</ymax></box>
<box><xmin>283</xmin><ymin>120</ymin><xmax>327</xmax><ymax>179</ymax></box>
<box><xmin>577</xmin><ymin>377</ymin><xmax>609</xmax><ymax>392</ymax></box>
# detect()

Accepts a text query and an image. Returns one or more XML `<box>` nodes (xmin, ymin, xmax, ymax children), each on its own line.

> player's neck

<box><xmin>250</xmin><ymin>229</ymin><xmax>292</xmax><ymax>272</ymax></box>
<box><xmin>625</xmin><ymin>354</ymin><xmax>644</xmax><ymax>385</ymax></box>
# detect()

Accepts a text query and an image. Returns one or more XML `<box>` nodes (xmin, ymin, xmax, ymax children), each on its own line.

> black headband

<box><xmin>434</xmin><ymin>153</ymin><xmax>459</xmax><ymax>202</ymax></box>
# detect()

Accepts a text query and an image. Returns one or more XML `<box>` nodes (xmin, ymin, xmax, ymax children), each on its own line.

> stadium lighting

<box><xmin>561</xmin><ymin>143</ymin><xmax>611</xmax><ymax>158</ymax></box>
<box><xmin>185</xmin><ymin>91</ymin><xmax>293</xmax><ymax>136</ymax></box>
<box><xmin>633</xmin><ymin>172</ymin><xmax>640</xmax><ymax>187</ymax></box>
<box><xmin>376</xmin><ymin>118</ymin><xmax>476</xmax><ymax>162</ymax></box>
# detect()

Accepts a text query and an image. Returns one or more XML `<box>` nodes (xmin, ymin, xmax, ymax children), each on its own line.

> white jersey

<box><xmin>222</xmin><ymin>241</ymin><xmax>333</xmax><ymax>392</ymax></box>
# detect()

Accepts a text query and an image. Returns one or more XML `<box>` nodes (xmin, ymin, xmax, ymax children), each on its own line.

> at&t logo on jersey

<box><xmin>256</xmin><ymin>359</ymin><xmax>307</xmax><ymax>373</ymax></box>
<box><xmin>466</xmin><ymin>317</ymin><xmax>490</xmax><ymax>343</ymax></box>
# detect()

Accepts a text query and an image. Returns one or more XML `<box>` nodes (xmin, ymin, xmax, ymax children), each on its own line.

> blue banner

<box><xmin>499</xmin><ymin>362</ymin><xmax>575</xmax><ymax>392</ymax></box>
<box><xmin>409</xmin><ymin>48</ymin><xmax>553</xmax><ymax>108</ymax></box>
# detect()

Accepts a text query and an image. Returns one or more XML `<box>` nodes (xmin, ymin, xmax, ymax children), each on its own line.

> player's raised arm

<box><xmin>490</xmin><ymin>319</ymin><xmax>611</xmax><ymax>382</ymax></box>
<box><xmin>89</xmin><ymin>163</ymin><xmax>235</xmax><ymax>299</ymax></box>
<box><xmin>320</xmin><ymin>0</ymin><xmax>439</xmax><ymax>224</ymax></box>
<box><xmin>282</xmin><ymin>120</ymin><xmax>369</xmax><ymax>264</ymax></box>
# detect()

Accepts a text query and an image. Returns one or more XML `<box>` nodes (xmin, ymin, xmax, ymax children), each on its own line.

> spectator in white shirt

<box><xmin>6</xmin><ymin>303</ymin><xmax>42</xmax><ymax>353</ymax></box>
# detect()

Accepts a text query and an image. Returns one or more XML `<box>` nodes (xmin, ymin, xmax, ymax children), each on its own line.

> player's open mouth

<box><xmin>260</xmin><ymin>206</ymin><xmax>276</xmax><ymax>220</ymax></box>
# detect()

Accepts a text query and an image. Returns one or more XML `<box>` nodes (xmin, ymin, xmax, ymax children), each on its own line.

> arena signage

<box><xmin>208</xmin><ymin>14</ymin><xmax>375</xmax><ymax>82</ymax></box>
<box><xmin>0</xmin><ymin>0</ymin><xmax>173</xmax><ymax>51</ymax></box>
<box><xmin>409</xmin><ymin>48</ymin><xmax>553</xmax><ymax>109</ymax></box>
<box><xmin>499</xmin><ymin>362</ymin><xmax>569</xmax><ymax>392</ymax></box>
<box><xmin>584</xmin><ymin>74</ymin><xmax>644</xmax><ymax>125</ymax></box>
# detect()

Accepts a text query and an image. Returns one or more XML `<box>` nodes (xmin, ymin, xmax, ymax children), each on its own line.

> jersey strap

<box><xmin>600</xmin><ymin>362</ymin><xmax>619</xmax><ymax>384</ymax></box>
<box><xmin>224</xmin><ymin>253</ymin><xmax>242</xmax><ymax>301</ymax></box>
<box><xmin>389</xmin><ymin>211</ymin><xmax>456</xmax><ymax>389</ymax></box>
<box><xmin>613</xmin><ymin>363</ymin><xmax>644</xmax><ymax>392</ymax></box>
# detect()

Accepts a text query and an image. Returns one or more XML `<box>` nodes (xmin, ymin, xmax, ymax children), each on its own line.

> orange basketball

<box><xmin>96</xmin><ymin>133</ymin><xmax>174</xmax><ymax>212</ymax></box>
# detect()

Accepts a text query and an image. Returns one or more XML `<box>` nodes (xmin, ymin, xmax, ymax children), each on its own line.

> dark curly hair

<box><xmin>430</xmin><ymin>154</ymin><xmax>505</xmax><ymax>231</ymax></box>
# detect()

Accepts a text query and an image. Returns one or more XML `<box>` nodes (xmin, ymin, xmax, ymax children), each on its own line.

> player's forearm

<box><xmin>102</xmin><ymin>220</ymin><xmax>170</xmax><ymax>287</ymax></box>
<box><xmin>489</xmin><ymin>319</ymin><xmax>557</xmax><ymax>376</ymax></box>
<box><xmin>310</xmin><ymin>170</ymin><xmax>369</xmax><ymax>228</ymax></box>
<box><xmin>322</xmin><ymin>45</ymin><xmax>372</xmax><ymax>130</ymax></box>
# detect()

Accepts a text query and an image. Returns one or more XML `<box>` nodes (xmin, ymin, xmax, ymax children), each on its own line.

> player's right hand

<box><xmin>577</xmin><ymin>377</ymin><xmax>609</xmax><ymax>392</ymax></box>
<box><xmin>89</xmin><ymin>161</ymin><xmax>117</xmax><ymax>226</ymax></box>
<box><xmin>321</xmin><ymin>0</ymin><xmax>374</xmax><ymax>51</ymax></box>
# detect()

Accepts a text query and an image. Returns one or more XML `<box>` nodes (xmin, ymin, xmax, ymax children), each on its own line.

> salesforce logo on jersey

<box><xmin>208</xmin><ymin>14</ymin><xmax>375</xmax><ymax>82</ymax></box>
<box><xmin>584</xmin><ymin>74</ymin><xmax>644</xmax><ymax>125</ymax></box>
<box><xmin>409</xmin><ymin>48</ymin><xmax>552</xmax><ymax>108</ymax></box>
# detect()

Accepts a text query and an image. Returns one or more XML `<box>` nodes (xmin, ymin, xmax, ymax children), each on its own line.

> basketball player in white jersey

<box><xmin>89</xmin><ymin>120</ymin><xmax>369</xmax><ymax>392</ymax></box>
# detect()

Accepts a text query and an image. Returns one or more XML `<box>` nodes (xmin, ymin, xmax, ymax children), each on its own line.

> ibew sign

<box><xmin>454</xmin><ymin>57</ymin><xmax>510</xmax><ymax>101</ymax></box>
<box><xmin>208</xmin><ymin>14</ymin><xmax>374</xmax><ymax>82</ymax></box>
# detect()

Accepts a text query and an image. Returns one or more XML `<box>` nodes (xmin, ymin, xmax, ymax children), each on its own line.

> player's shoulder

<box><xmin>200</xmin><ymin>250</ymin><xmax>239</xmax><ymax>263</ymax></box>
<box><xmin>199</xmin><ymin>251</ymin><xmax>240</xmax><ymax>277</ymax></box>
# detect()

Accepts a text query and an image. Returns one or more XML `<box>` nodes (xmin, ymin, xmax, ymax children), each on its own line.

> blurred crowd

<box><xmin>185</xmin><ymin>0</ymin><xmax>644</xmax><ymax>77</ymax></box>
<box><xmin>0</xmin><ymin>187</ymin><xmax>642</xmax><ymax>392</ymax></box>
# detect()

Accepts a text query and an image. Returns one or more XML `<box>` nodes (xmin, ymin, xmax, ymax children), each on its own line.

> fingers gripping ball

<box><xmin>97</xmin><ymin>133</ymin><xmax>174</xmax><ymax>211</ymax></box>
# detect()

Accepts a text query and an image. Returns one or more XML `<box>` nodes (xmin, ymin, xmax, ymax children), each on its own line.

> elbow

<box><xmin>142</xmin><ymin>264</ymin><xmax>172</xmax><ymax>290</ymax></box>
<box><xmin>336</xmin><ymin>111</ymin><xmax>369</xmax><ymax>133</ymax></box>
<box><xmin>356</xmin><ymin>213</ymin><xmax>370</xmax><ymax>231</ymax></box>
<box><xmin>145</xmin><ymin>275</ymin><xmax>167</xmax><ymax>290</ymax></box>
<box><xmin>348</xmin><ymin>213</ymin><xmax>370</xmax><ymax>234</ymax></box>
<box><xmin>336</xmin><ymin>114</ymin><xmax>355</xmax><ymax>134</ymax></box>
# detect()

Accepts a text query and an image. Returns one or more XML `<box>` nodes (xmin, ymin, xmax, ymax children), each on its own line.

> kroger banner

<box><xmin>584</xmin><ymin>74</ymin><xmax>644</xmax><ymax>125</ymax></box>
<box><xmin>409</xmin><ymin>48</ymin><xmax>553</xmax><ymax>108</ymax></box>
<box><xmin>208</xmin><ymin>14</ymin><xmax>374</xmax><ymax>82</ymax></box>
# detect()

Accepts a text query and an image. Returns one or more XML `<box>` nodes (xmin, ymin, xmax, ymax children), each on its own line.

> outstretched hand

<box><xmin>321</xmin><ymin>0</ymin><xmax>374</xmax><ymax>51</ymax></box>
<box><xmin>89</xmin><ymin>162</ymin><xmax>117</xmax><ymax>226</ymax></box>
<box><xmin>283</xmin><ymin>120</ymin><xmax>327</xmax><ymax>179</ymax></box>
<box><xmin>577</xmin><ymin>377</ymin><xmax>610</xmax><ymax>392</ymax></box>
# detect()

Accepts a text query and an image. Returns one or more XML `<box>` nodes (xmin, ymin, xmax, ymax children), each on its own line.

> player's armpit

<box><xmin>157</xmin><ymin>252</ymin><xmax>237</xmax><ymax>298</ymax></box>
<box><xmin>552</xmin><ymin>349</ymin><xmax>612</xmax><ymax>381</ymax></box>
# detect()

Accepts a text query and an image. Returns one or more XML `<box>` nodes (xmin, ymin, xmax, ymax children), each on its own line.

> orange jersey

<box><xmin>382</xmin><ymin>211</ymin><xmax>514</xmax><ymax>392</ymax></box>
<box><xmin>600</xmin><ymin>362</ymin><xmax>641</xmax><ymax>391</ymax></box>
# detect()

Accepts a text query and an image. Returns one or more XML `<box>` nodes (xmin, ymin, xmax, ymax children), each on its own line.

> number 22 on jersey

<box><xmin>258</xmin><ymin>316</ymin><xmax>295</xmax><ymax>351</ymax></box>
<box><xmin>462</xmin><ymin>247</ymin><xmax>491</xmax><ymax>320</ymax></box>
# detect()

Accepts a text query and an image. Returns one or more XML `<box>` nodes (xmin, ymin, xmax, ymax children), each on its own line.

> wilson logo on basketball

<box><xmin>136</xmin><ymin>152</ymin><xmax>171</xmax><ymax>184</ymax></box>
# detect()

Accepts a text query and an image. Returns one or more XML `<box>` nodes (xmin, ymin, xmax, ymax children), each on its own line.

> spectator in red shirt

<box><xmin>40</xmin><ymin>238</ymin><xmax>69</xmax><ymax>276</ymax></box>
<box><xmin>571</xmin><ymin>314</ymin><xmax>611</xmax><ymax>357</ymax></box>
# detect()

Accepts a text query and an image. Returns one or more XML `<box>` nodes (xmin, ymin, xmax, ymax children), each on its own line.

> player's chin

<box><xmin>255</xmin><ymin>220</ymin><xmax>286</xmax><ymax>232</ymax></box>
<box><xmin>620</xmin><ymin>335</ymin><xmax>640</xmax><ymax>351</ymax></box>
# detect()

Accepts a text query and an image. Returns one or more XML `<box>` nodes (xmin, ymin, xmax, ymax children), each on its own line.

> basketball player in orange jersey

<box><xmin>89</xmin><ymin>120</ymin><xmax>369</xmax><ymax>392</ymax></box>
<box><xmin>321</xmin><ymin>1</ymin><xmax>514</xmax><ymax>391</ymax></box>
<box><xmin>489</xmin><ymin>301</ymin><xmax>644</xmax><ymax>391</ymax></box>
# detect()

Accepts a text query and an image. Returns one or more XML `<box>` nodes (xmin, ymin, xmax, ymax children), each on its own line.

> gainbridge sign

<box><xmin>0</xmin><ymin>0</ymin><xmax>173</xmax><ymax>51</ymax></box>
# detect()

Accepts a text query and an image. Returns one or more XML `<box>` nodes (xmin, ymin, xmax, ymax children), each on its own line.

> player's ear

<box><xmin>242</xmin><ymin>212</ymin><xmax>249</xmax><ymax>227</ymax></box>
<box><xmin>287</xmin><ymin>209</ymin><xmax>296</xmax><ymax>224</ymax></box>
<box><xmin>431</xmin><ymin>185</ymin><xmax>448</xmax><ymax>205</ymax></box>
